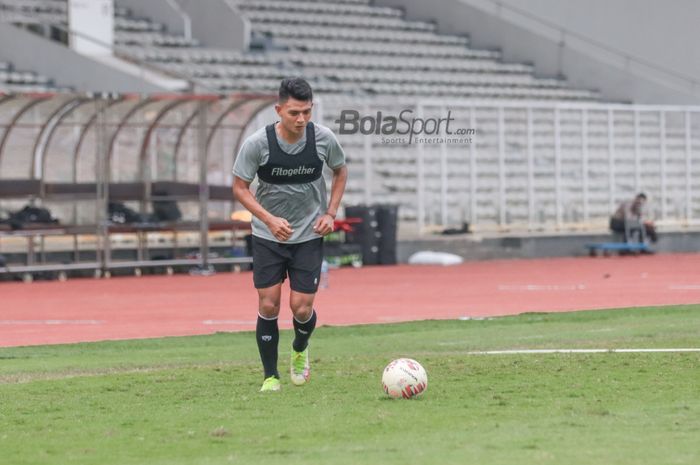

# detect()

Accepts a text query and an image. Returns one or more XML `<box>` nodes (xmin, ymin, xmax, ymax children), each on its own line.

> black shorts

<box><xmin>252</xmin><ymin>236</ymin><xmax>324</xmax><ymax>294</ymax></box>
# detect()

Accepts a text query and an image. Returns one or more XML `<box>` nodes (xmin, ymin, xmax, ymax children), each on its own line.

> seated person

<box><xmin>609</xmin><ymin>193</ymin><xmax>657</xmax><ymax>243</ymax></box>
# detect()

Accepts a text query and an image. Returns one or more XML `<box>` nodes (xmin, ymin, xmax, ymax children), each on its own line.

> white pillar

<box><xmin>68</xmin><ymin>0</ymin><xmax>114</xmax><ymax>56</ymax></box>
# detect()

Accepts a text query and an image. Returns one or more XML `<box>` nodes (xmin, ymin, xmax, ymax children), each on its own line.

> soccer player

<box><xmin>232</xmin><ymin>77</ymin><xmax>348</xmax><ymax>392</ymax></box>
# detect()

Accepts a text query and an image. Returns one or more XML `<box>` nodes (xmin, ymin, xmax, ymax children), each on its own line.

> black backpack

<box><xmin>108</xmin><ymin>202</ymin><xmax>144</xmax><ymax>224</ymax></box>
<box><xmin>8</xmin><ymin>205</ymin><xmax>59</xmax><ymax>229</ymax></box>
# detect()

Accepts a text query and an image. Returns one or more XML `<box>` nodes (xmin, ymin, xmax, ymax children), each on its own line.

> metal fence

<box><xmin>2</xmin><ymin>94</ymin><xmax>700</xmax><ymax>277</ymax></box>
<box><xmin>0</xmin><ymin>93</ymin><xmax>274</xmax><ymax>276</ymax></box>
<box><xmin>319</xmin><ymin>97</ymin><xmax>700</xmax><ymax>234</ymax></box>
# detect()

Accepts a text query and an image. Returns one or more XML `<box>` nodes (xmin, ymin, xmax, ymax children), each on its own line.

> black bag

<box><xmin>108</xmin><ymin>202</ymin><xmax>144</xmax><ymax>224</ymax></box>
<box><xmin>8</xmin><ymin>205</ymin><xmax>59</xmax><ymax>229</ymax></box>
<box><xmin>152</xmin><ymin>200</ymin><xmax>182</xmax><ymax>222</ymax></box>
<box><xmin>151</xmin><ymin>186</ymin><xmax>182</xmax><ymax>222</ymax></box>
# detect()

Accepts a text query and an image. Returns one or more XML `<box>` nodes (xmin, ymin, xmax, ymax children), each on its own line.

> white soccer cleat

<box><xmin>290</xmin><ymin>348</ymin><xmax>310</xmax><ymax>386</ymax></box>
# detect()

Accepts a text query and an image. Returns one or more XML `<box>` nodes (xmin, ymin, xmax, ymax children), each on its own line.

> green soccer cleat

<box><xmin>259</xmin><ymin>376</ymin><xmax>281</xmax><ymax>392</ymax></box>
<box><xmin>290</xmin><ymin>348</ymin><xmax>310</xmax><ymax>386</ymax></box>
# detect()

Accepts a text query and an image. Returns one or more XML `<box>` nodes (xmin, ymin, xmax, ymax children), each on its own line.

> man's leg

<box><xmin>251</xmin><ymin>236</ymin><xmax>290</xmax><ymax>391</ymax></box>
<box><xmin>290</xmin><ymin>291</ymin><xmax>317</xmax><ymax>352</ymax></box>
<box><xmin>286</xmin><ymin>238</ymin><xmax>323</xmax><ymax>386</ymax></box>
<box><xmin>289</xmin><ymin>290</ymin><xmax>317</xmax><ymax>385</ymax></box>
<box><xmin>257</xmin><ymin>283</ymin><xmax>282</xmax><ymax>388</ymax></box>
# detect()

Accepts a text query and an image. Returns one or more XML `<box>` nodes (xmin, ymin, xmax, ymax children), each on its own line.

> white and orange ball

<box><xmin>381</xmin><ymin>358</ymin><xmax>428</xmax><ymax>399</ymax></box>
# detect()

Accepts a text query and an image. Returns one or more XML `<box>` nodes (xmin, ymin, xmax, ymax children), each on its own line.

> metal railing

<box><xmin>0</xmin><ymin>93</ymin><xmax>276</xmax><ymax>278</ymax></box>
<box><xmin>320</xmin><ymin>97</ymin><xmax>700</xmax><ymax>235</ymax></box>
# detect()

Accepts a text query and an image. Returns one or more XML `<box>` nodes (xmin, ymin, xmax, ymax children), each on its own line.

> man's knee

<box><xmin>259</xmin><ymin>297</ymin><xmax>280</xmax><ymax>318</ymax></box>
<box><xmin>290</xmin><ymin>299</ymin><xmax>314</xmax><ymax>320</ymax></box>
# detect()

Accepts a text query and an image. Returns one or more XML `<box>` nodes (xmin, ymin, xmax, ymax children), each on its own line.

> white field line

<box><xmin>466</xmin><ymin>348</ymin><xmax>700</xmax><ymax>355</ymax></box>
<box><xmin>498</xmin><ymin>284</ymin><xmax>587</xmax><ymax>291</ymax></box>
<box><xmin>668</xmin><ymin>285</ymin><xmax>700</xmax><ymax>290</ymax></box>
<box><xmin>0</xmin><ymin>320</ymin><xmax>103</xmax><ymax>325</ymax></box>
<box><xmin>201</xmin><ymin>320</ymin><xmax>257</xmax><ymax>325</ymax></box>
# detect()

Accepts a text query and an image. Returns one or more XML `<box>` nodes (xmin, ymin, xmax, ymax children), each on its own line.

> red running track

<box><xmin>1</xmin><ymin>254</ymin><xmax>699</xmax><ymax>347</ymax></box>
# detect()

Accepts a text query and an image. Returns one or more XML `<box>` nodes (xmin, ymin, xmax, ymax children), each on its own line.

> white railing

<box><xmin>319</xmin><ymin>97</ymin><xmax>700</xmax><ymax>235</ymax></box>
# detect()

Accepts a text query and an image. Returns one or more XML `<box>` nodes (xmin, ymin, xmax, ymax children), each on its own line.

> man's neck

<box><xmin>275</xmin><ymin>122</ymin><xmax>304</xmax><ymax>145</ymax></box>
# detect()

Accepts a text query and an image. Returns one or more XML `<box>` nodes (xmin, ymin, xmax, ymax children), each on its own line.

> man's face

<box><xmin>633</xmin><ymin>197</ymin><xmax>646</xmax><ymax>212</ymax></box>
<box><xmin>275</xmin><ymin>97</ymin><xmax>313</xmax><ymax>136</ymax></box>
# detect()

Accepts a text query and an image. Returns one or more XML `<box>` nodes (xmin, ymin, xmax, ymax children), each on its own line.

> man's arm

<box><xmin>313</xmin><ymin>165</ymin><xmax>348</xmax><ymax>236</ymax></box>
<box><xmin>232</xmin><ymin>176</ymin><xmax>294</xmax><ymax>242</ymax></box>
<box><xmin>326</xmin><ymin>165</ymin><xmax>348</xmax><ymax>218</ymax></box>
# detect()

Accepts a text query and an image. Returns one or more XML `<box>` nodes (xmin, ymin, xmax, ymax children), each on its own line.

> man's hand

<box><xmin>313</xmin><ymin>214</ymin><xmax>335</xmax><ymax>236</ymax></box>
<box><xmin>266</xmin><ymin>216</ymin><xmax>294</xmax><ymax>242</ymax></box>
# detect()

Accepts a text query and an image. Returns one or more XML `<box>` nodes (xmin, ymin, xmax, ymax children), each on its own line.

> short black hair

<box><xmin>636</xmin><ymin>193</ymin><xmax>647</xmax><ymax>200</ymax></box>
<box><xmin>279</xmin><ymin>77</ymin><xmax>313</xmax><ymax>103</ymax></box>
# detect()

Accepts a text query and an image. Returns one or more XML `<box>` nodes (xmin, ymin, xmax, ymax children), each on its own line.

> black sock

<box><xmin>256</xmin><ymin>314</ymin><xmax>279</xmax><ymax>379</ymax></box>
<box><xmin>292</xmin><ymin>309</ymin><xmax>317</xmax><ymax>352</ymax></box>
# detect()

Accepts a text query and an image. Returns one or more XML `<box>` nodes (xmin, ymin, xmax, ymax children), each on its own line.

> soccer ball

<box><xmin>381</xmin><ymin>358</ymin><xmax>428</xmax><ymax>399</ymax></box>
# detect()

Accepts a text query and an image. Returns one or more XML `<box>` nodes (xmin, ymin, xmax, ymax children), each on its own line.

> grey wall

<box><xmin>117</xmin><ymin>0</ymin><xmax>188</xmax><ymax>36</ymax></box>
<box><xmin>376</xmin><ymin>0</ymin><xmax>700</xmax><ymax>105</ymax></box>
<box><xmin>118</xmin><ymin>0</ymin><xmax>249</xmax><ymax>50</ymax></box>
<box><xmin>174</xmin><ymin>0</ymin><xmax>249</xmax><ymax>50</ymax></box>
<box><xmin>494</xmin><ymin>0</ymin><xmax>700</xmax><ymax>82</ymax></box>
<box><xmin>398</xmin><ymin>231</ymin><xmax>700</xmax><ymax>262</ymax></box>
<box><xmin>0</xmin><ymin>23</ymin><xmax>168</xmax><ymax>93</ymax></box>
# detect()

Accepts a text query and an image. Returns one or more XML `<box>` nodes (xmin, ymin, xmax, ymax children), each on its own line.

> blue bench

<box><xmin>585</xmin><ymin>241</ymin><xmax>650</xmax><ymax>256</ymax></box>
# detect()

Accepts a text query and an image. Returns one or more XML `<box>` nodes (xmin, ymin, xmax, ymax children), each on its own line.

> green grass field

<box><xmin>1</xmin><ymin>305</ymin><xmax>699</xmax><ymax>465</ymax></box>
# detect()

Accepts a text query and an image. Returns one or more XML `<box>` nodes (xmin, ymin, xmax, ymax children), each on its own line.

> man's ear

<box><xmin>274</xmin><ymin>103</ymin><xmax>282</xmax><ymax>116</ymax></box>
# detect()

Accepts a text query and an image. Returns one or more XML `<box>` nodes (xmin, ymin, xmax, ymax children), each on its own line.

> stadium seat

<box><xmin>0</xmin><ymin>0</ymin><xmax>600</xmax><ymax>102</ymax></box>
<box><xmin>101</xmin><ymin>0</ymin><xmax>600</xmax><ymax>100</ymax></box>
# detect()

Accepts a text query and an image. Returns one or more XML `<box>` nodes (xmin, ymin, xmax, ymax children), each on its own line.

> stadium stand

<box><xmin>0</xmin><ymin>0</ymin><xmax>600</xmax><ymax>100</ymax></box>
<box><xmin>1</xmin><ymin>0</ymin><xmax>696</xmax><ymax>240</ymax></box>
<box><xmin>0</xmin><ymin>0</ymin><xmax>66</xmax><ymax>25</ymax></box>
<box><xmin>0</xmin><ymin>59</ymin><xmax>68</xmax><ymax>92</ymax></box>
<box><xmin>115</xmin><ymin>0</ymin><xmax>599</xmax><ymax>99</ymax></box>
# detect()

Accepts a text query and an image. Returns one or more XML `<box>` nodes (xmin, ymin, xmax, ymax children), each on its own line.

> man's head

<box><xmin>275</xmin><ymin>77</ymin><xmax>313</xmax><ymax>137</ymax></box>
<box><xmin>632</xmin><ymin>192</ymin><xmax>647</xmax><ymax>213</ymax></box>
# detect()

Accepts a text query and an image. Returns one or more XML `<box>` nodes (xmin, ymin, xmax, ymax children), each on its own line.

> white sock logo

<box><xmin>261</xmin><ymin>335</ymin><xmax>272</xmax><ymax>342</ymax></box>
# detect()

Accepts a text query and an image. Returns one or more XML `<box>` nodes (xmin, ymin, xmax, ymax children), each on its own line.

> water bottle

<box><xmin>319</xmin><ymin>259</ymin><xmax>329</xmax><ymax>289</ymax></box>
